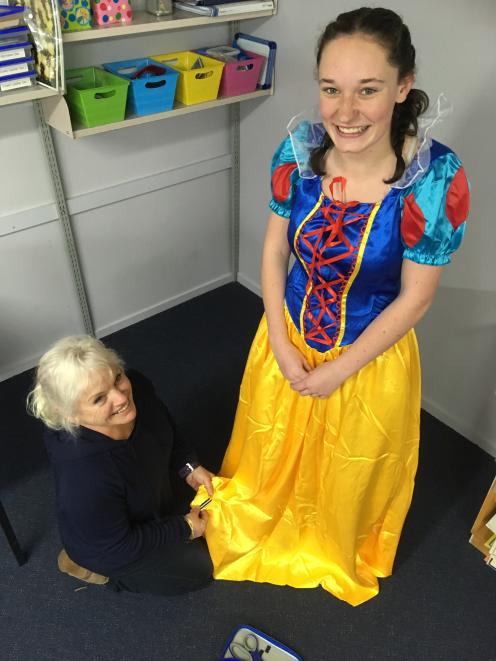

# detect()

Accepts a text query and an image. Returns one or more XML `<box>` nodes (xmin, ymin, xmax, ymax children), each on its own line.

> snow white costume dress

<box><xmin>193</xmin><ymin>102</ymin><xmax>470</xmax><ymax>605</ymax></box>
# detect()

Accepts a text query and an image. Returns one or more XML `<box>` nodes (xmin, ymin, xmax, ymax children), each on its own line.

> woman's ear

<box><xmin>397</xmin><ymin>74</ymin><xmax>414</xmax><ymax>103</ymax></box>
<box><xmin>64</xmin><ymin>410</ymin><xmax>79</xmax><ymax>426</ymax></box>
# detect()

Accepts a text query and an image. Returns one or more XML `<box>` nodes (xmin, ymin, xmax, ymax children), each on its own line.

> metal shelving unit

<box><xmin>2</xmin><ymin>4</ymin><xmax>277</xmax><ymax>336</ymax></box>
<box><xmin>62</xmin><ymin>8</ymin><xmax>275</xmax><ymax>42</ymax></box>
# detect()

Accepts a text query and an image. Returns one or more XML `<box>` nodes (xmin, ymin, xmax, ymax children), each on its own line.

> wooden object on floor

<box><xmin>470</xmin><ymin>477</ymin><xmax>496</xmax><ymax>555</ymax></box>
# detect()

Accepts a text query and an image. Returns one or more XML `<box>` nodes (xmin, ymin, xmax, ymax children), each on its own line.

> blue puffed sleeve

<box><xmin>268</xmin><ymin>135</ymin><xmax>301</xmax><ymax>219</ymax></box>
<box><xmin>400</xmin><ymin>142</ymin><xmax>470</xmax><ymax>266</ymax></box>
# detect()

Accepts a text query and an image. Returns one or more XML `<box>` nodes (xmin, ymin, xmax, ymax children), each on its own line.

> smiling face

<box><xmin>318</xmin><ymin>33</ymin><xmax>412</xmax><ymax>158</ymax></box>
<box><xmin>73</xmin><ymin>368</ymin><xmax>136</xmax><ymax>438</ymax></box>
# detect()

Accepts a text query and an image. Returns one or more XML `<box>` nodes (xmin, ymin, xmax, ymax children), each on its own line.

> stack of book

<box><xmin>470</xmin><ymin>476</ymin><xmax>496</xmax><ymax>571</ymax></box>
<box><xmin>173</xmin><ymin>0</ymin><xmax>274</xmax><ymax>16</ymax></box>
<box><xmin>482</xmin><ymin>511</ymin><xmax>496</xmax><ymax>569</ymax></box>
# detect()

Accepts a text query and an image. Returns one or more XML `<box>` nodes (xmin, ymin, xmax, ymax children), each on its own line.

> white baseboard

<box><xmin>96</xmin><ymin>274</ymin><xmax>235</xmax><ymax>338</ymax></box>
<box><xmin>422</xmin><ymin>395</ymin><xmax>496</xmax><ymax>458</ymax></box>
<box><xmin>236</xmin><ymin>272</ymin><xmax>262</xmax><ymax>297</ymax></box>
<box><xmin>0</xmin><ymin>353</ymin><xmax>41</xmax><ymax>383</ymax></box>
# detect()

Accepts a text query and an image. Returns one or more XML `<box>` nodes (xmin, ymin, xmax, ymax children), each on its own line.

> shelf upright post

<box><xmin>33</xmin><ymin>100</ymin><xmax>95</xmax><ymax>336</ymax></box>
<box><xmin>229</xmin><ymin>20</ymin><xmax>241</xmax><ymax>281</ymax></box>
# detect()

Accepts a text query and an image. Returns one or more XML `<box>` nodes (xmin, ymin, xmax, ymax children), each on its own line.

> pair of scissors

<box><xmin>198</xmin><ymin>497</ymin><xmax>211</xmax><ymax>510</ymax></box>
<box><xmin>228</xmin><ymin>632</ymin><xmax>263</xmax><ymax>661</ymax></box>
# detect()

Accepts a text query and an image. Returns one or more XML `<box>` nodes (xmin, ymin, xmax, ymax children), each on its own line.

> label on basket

<box><xmin>0</xmin><ymin>61</ymin><xmax>28</xmax><ymax>76</ymax></box>
<box><xmin>0</xmin><ymin>75</ymin><xmax>32</xmax><ymax>91</ymax></box>
<box><xmin>0</xmin><ymin>48</ymin><xmax>25</xmax><ymax>62</ymax></box>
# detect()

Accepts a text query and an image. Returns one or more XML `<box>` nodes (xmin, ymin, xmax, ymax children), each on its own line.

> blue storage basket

<box><xmin>103</xmin><ymin>58</ymin><xmax>179</xmax><ymax>116</ymax></box>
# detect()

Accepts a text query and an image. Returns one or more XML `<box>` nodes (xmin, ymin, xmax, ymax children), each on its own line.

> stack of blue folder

<box><xmin>0</xmin><ymin>9</ymin><xmax>37</xmax><ymax>94</ymax></box>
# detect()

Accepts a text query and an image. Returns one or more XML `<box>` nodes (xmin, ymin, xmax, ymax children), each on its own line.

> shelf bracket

<box><xmin>34</xmin><ymin>100</ymin><xmax>95</xmax><ymax>336</ymax></box>
<box><xmin>230</xmin><ymin>20</ymin><xmax>241</xmax><ymax>281</ymax></box>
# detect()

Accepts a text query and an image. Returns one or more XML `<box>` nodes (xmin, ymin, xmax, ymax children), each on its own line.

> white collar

<box><xmin>286</xmin><ymin>93</ymin><xmax>452</xmax><ymax>188</ymax></box>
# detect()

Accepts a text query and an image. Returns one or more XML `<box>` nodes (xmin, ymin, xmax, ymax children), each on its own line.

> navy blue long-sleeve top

<box><xmin>44</xmin><ymin>370</ymin><xmax>198</xmax><ymax>576</ymax></box>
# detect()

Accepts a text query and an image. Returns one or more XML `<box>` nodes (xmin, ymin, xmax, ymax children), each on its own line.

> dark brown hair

<box><xmin>311</xmin><ymin>7</ymin><xmax>429</xmax><ymax>183</ymax></box>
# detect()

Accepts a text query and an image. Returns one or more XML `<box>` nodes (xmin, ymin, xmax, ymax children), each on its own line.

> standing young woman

<box><xmin>198</xmin><ymin>7</ymin><xmax>470</xmax><ymax>605</ymax></box>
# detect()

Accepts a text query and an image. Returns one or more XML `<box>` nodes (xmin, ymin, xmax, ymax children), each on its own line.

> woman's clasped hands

<box><xmin>273</xmin><ymin>338</ymin><xmax>346</xmax><ymax>399</ymax></box>
<box><xmin>291</xmin><ymin>360</ymin><xmax>347</xmax><ymax>399</ymax></box>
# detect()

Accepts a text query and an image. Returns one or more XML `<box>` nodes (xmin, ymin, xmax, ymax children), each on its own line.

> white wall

<box><xmin>0</xmin><ymin>22</ymin><xmax>237</xmax><ymax>380</ymax></box>
<box><xmin>1</xmin><ymin>2</ymin><xmax>494</xmax><ymax>456</ymax></box>
<box><xmin>238</xmin><ymin>1</ymin><xmax>496</xmax><ymax>456</ymax></box>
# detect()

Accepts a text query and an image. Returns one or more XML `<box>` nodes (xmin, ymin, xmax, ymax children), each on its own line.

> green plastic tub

<box><xmin>65</xmin><ymin>67</ymin><xmax>130</xmax><ymax>128</ymax></box>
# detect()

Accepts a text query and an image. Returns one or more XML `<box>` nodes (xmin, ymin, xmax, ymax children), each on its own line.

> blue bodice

<box><xmin>269</xmin><ymin>135</ymin><xmax>470</xmax><ymax>353</ymax></box>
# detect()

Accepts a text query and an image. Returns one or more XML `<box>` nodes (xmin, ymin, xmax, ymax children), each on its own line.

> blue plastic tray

<box><xmin>0</xmin><ymin>26</ymin><xmax>29</xmax><ymax>47</ymax></box>
<box><xmin>220</xmin><ymin>625</ymin><xmax>303</xmax><ymax>660</ymax></box>
<box><xmin>0</xmin><ymin>55</ymin><xmax>34</xmax><ymax>81</ymax></box>
<box><xmin>0</xmin><ymin>69</ymin><xmax>35</xmax><ymax>92</ymax></box>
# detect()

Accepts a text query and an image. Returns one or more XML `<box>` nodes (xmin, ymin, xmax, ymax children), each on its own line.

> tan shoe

<box><xmin>57</xmin><ymin>549</ymin><xmax>109</xmax><ymax>585</ymax></box>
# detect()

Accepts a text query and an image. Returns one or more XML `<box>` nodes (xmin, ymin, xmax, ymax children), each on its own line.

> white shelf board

<box><xmin>62</xmin><ymin>8</ymin><xmax>275</xmax><ymax>43</ymax></box>
<box><xmin>0</xmin><ymin>84</ymin><xmax>59</xmax><ymax>108</ymax></box>
<box><xmin>42</xmin><ymin>87</ymin><xmax>272</xmax><ymax>138</ymax></box>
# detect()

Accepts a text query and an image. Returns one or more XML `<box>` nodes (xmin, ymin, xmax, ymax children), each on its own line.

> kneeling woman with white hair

<box><xmin>27</xmin><ymin>335</ymin><xmax>214</xmax><ymax>596</ymax></box>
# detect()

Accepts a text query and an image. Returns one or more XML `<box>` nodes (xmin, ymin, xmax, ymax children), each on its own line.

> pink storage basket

<box><xmin>212</xmin><ymin>49</ymin><xmax>265</xmax><ymax>97</ymax></box>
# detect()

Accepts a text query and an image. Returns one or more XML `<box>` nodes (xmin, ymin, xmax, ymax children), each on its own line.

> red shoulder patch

<box><xmin>401</xmin><ymin>193</ymin><xmax>426</xmax><ymax>248</ymax></box>
<box><xmin>446</xmin><ymin>166</ymin><xmax>469</xmax><ymax>230</ymax></box>
<box><xmin>272</xmin><ymin>163</ymin><xmax>298</xmax><ymax>203</ymax></box>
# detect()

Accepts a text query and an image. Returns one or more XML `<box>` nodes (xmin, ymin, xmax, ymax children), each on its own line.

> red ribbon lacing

<box><xmin>299</xmin><ymin>177</ymin><xmax>371</xmax><ymax>347</ymax></box>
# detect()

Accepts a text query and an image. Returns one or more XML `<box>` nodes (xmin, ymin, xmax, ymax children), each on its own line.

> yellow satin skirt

<box><xmin>192</xmin><ymin>313</ymin><xmax>421</xmax><ymax>606</ymax></box>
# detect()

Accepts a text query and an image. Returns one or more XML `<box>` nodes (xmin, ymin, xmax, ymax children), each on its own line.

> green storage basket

<box><xmin>65</xmin><ymin>67</ymin><xmax>130</xmax><ymax>128</ymax></box>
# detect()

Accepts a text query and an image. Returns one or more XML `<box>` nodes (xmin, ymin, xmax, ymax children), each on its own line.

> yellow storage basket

<box><xmin>149</xmin><ymin>50</ymin><xmax>224</xmax><ymax>105</ymax></box>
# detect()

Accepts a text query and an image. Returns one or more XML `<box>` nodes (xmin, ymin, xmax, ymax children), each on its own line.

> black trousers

<box><xmin>107</xmin><ymin>538</ymin><xmax>213</xmax><ymax>596</ymax></box>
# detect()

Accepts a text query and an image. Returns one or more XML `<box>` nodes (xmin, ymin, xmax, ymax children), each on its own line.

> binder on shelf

<box><xmin>215</xmin><ymin>1</ymin><xmax>273</xmax><ymax>14</ymax></box>
<box><xmin>183</xmin><ymin>0</ymin><xmax>257</xmax><ymax>5</ymax></box>
<box><xmin>174</xmin><ymin>1</ymin><xmax>273</xmax><ymax>16</ymax></box>
<box><xmin>173</xmin><ymin>2</ymin><xmax>213</xmax><ymax>14</ymax></box>
<box><xmin>233</xmin><ymin>32</ymin><xmax>276</xmax><ymax>89</ymax></box>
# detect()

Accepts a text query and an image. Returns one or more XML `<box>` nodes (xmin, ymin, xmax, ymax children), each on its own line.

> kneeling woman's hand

<box><xmin>185</xmin><ymin>507</ymin><xmax>208</xmax><ymax>539</ymax></box>
<box><xmin>186</xmin><ymin>465</ymin><xmax>214</xmax><ymax>497</ymax></box>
